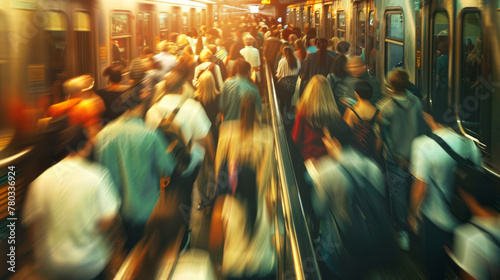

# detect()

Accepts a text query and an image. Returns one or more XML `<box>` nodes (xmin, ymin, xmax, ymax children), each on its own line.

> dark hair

<box><xmin>317</xmin><ymin>38</ymin><xmax>328</xmax><ymax>67</ymax></box>
<box><xmin>230</xmin><ymin>58</ymin><xmax>251</xmax><ymax>80</ymax></box>
<box><xmin>236</xmin><ymin>94</ymin><xmax>259</xmax><ymax>235</ymax></box>
<box><xmin>283</xmin><ymin>47</ymin><xmax>297</xmax><ymax>71</ymax></box>
<box><xmin>103</xmin><ymin>65</ymin><xmax>123</xmax><ymax>84</ymax></box>
<box><xmin>227</xmin><ymin>44</ymin><xmax>243</xmax><ymax>65</ymax></box>
<box><xmin>306</xmin><ymin>27</ymin><xmax>317</xmax><ymax>38</ymax></box>
<box><xmin>354</xmin><ymin>81</ymin><xmax>373</xmax><ymax>100</ymax></box>
<box><xmin>164</xmin><ymin>58</ymin><xmax>190</xmax><ymax>93</ymax></box>
<box><xmin>332</xmin><ymin>55</ymin><xmax>348</xmax><ymax>78</ymax></box>
<box><xmin>67</xmin><ymin>125</ymin><xmax>89</xmax><ymax>153</ymax></box>
<box><xmin>326</xmin><ymin>119</ymin><xmax>354</xmax><ymax>147</ymax></box>
<box><xmin>388</xmin><ymin>69</ymin><xmax>410</xmax><ymax>93</ymax></box>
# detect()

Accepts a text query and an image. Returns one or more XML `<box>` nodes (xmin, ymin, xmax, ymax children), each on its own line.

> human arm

<box><xmin>343</xmin><ymin>107</ymin><xmax>354</xmax><ymax>127</ymax></box>
<box><xmin>408</xmin><ymin>138</ymin><xmax>429</xmax><ymax>234</ymax></box>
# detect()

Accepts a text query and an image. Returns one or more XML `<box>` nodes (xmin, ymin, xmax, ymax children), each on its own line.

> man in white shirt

<box><xmin>240</xmin><ymin>34</ymin><xmax>260</xmax><ymax>83</ymax></box>
<box><xmin>153</xmin><ymin>41</ymin><xmax>177</xmax><ymax>76</ymax></box>
<box><xmin>408</xmin><ymin>113</ymin><xmax>482</xmax><ymax>280</ymax></box>
<box><xmin>23</xmin><ymin>126</ymin><xmax>121</xmax><ymax>280</ymax></box>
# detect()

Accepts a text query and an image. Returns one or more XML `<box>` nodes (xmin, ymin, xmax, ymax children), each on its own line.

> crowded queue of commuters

<box><xmin>21</xmin><ymin>15</ymin><xmax>499</xmax><ymax>280</ymax></box>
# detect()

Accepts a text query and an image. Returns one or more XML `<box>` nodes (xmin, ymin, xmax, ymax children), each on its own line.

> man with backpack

<box><xmin>408</xmin><ymin>113</ymin><xmax>482</xmax><ymax>280</ymax></box>
<box><xmin>306</xmin><ymin>120</ymin><xmax>393</xmax><ymax>279</ymax></box>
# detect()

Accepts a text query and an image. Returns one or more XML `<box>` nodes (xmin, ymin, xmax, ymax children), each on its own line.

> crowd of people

<box><xmin>18</xmin><ymin>14</ymin><xmax>500</xmax><ymax>280</ymax></box>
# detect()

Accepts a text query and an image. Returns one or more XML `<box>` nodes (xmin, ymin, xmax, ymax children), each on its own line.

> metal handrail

<box><xmin>263</xmin><ymin>60</ymin><xmax>321</xmax><ymax>280</ymax></box>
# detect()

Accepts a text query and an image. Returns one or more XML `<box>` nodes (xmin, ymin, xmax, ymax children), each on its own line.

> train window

<box><xmin>111</xmin><ymin>12</ymin><xmax>131</xmax><ymax>67</ymax></box>
<box><xmin>366</xmin><ymin>11</ymin><xmax>377</xmax><ymax>76</ymax></box>
<box><xmin>44</xmin><ymin>12</ymin><xmax>67</xmax><ymax>86</ymax></box>
<box><xmin>111</xmin><ymin>13</ymin><xmax>130</xmax><ymax>36</ymax></box>
<box><xmin>297</xmin><ymin>8</ymin><xmax>300</xmax><ymax>23</ymax></box>
<box><xmin>384</xmin><ymin>11</ymin><xmax>404</xmax><ymax>74</ymax></box>
<box><xmin>338</xmin><ymin>11</ymin><xmax>345</xmax><ymax>39</ymax></box>
<box><xmin>430</xmin><ymin>12</ymin><xmax>449</xmax><ymax>119</ymax></box>
<box><xmin>315</xmin><ymin>10</ymin><xmax>320</xmax><ymax>33</ymax></box>
<box><xmin>197</xmin><ymin>12</ymin><xmax>201</xmax><ymax>29</ymax></box>
<box><xmin>356</xmin><ymin>10</ymin><xmax>366</xmax><ymax>55</ymax></box>
<box><xmin>325</xmin><ymin>6</ymin><xmax>333</xmax><ymax>39</ymax></box>
<box><xmin>202</xmin><ymin>10</ymin><xmax>206</xmax><ymax>26</ymax></box>
<box><xmin>159</xmin><ymin>13</ymin><xmax>169</xmax><ymax>41</ymax></box>
<box><xmin>459</xmin><ymin>12</ymin><xmax>491</xmax><ymax>148</ymax></box>
<box><xmin>74</xmin><ymin>11</ymin><xmax>92</xmax><ymax>76</ymax></box>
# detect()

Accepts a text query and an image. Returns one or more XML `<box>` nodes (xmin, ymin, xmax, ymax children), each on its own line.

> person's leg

<box><xmin>123</xmin><ymin>222</ymin><xmax>146</xmax><ymax>252</ymax></box>
<box><xmin>385</xmin><ymin>156</ymin><xmax>411</xmax><ymax>249</ymax></box>
<box><xmin>422</xmin><ymin>216</ymin><xmax>453</xmax><ymax>280</ymax></box>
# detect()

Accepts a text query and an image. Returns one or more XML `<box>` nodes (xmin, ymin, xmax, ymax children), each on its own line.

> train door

<box><xmin>454</xmin><ymin>2</ymin><xmax>497</xmax><ymax>166</ymax></box>
<box><xmin>353</xmin><ymin>2</ymin><xmax>366</xmax><ymax>56</ymax></box>
<box><xmin>324</xmin><ymin>5</ymin><xmax>333</xmax><ymax>39</ymax></box>
<box><xmin>365</xmin><ymin>6</ymin><xmax>378</xmax><ymax>76</ymax></box>
<box><xmin>137</xmin><ymin>4</ymin><xmax>155</xmax><ymax>55</ymax></box>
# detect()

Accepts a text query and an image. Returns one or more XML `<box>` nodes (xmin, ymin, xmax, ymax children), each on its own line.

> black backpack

<box><xmin>332</xmin><ymin>164</ymin><xmax>395</xmax><ymax>269</ymax></box>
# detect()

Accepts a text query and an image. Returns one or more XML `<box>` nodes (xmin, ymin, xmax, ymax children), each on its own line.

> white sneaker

<box><xmin>397</xmin><ymin>230</ymin><xmax>410</xmax><ymax>251</ymax></box>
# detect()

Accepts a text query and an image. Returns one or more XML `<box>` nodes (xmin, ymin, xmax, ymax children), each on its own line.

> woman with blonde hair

<box><xmin>292</xmin><ymin>75</ymin><xmax>341</xmax><ymax>160</ymax></box>
<box><xmin>294</xmin><ymin>39</ymin><xmax>308</xmax><ymax>63</ymax></box>
<box><xmin>193</xmin><ymin>49</ymin><xmax>224</xmax><ymax>90</ymax></box>
<box><xmin>195</xmin><ymin>71</ymin><xmax>220</xmax><ymax>143</ymax></box>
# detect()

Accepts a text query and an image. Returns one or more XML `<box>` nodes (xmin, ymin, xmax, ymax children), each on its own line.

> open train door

<box><xmin>422</xmin><ymin>0</ymin><xmax>453</xmax><ymax>124</ymax></box>
<box><xmin>452</xmin><ymin>1</ymin><xmax>500</xmax><ymax>175</ymax></box>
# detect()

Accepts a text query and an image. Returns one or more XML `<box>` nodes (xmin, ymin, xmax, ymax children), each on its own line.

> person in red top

<box><xmin>292</xmin><ymin>75</ymin><xmax>341</xmax><ymax>160</ymax></box>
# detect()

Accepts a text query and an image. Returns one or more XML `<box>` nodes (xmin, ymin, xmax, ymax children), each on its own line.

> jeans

<box><xmin>385</xmin><ymin>154</ymin><xmax>412</xmax><ymax>231</ymax></box>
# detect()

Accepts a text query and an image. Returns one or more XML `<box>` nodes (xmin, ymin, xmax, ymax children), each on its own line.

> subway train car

<box><xmin>0</xmin><ymin>0</ymin><xmax>213</xmax><ymax>114</ymax></box>
<box><xmin>0</xmin><ymin>0</ymin><xmax>212</xmax><ymax>277</ymax></box>
<box><xmin>286</xmin><ymin>0</ymin><xmax>500</xmax><ymax>177</ymax></box>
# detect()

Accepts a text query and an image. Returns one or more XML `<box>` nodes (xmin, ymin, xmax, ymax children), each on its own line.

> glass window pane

<box><xmin>339</xmin><ymin>12</ymin><xmax>345</xmax><ymax>27</ymax></box>
<box><xmin>459</xmin><ymin>12</ymin><xmax>490</xmax><ymax>146</ymax></box>
<box><xmin>44</xmin><ymin>12</ymin><xmax>67</xmax><ymax>85</ymax></box>
<box><xmin>160</xmin><ymin>13</ymin><xmax>168</xmax><ymax>30</ymax></box>
<box><xmin>112</xmin><ymin>13</ymin><xmax>130</xmax><ymax>35</ymax></box>
<box><xmin>74</xmin><ymin>12</ymin><xmax>92</xmax><ymax>76</ymax></box>
<box><xmin>45</xmin><ymin>12</ymin><xmax>67</xmax><ymax>31</ymax></box>
<box><xmin>386</xmin><ymin>13</ymin><xmax>403</xmax><ymax>40</ymax></box>
<box><xmin>111</xmin><ymin>38</ymin><xmax>130</xmax><ymax>66</ymax></box>
<box><xmin>431</xmin><ymin>12</ymin><xmax>449</xmax><ymax>120</ymax></box>
<box><xmin>385</xmin><ymin>43</ymin><xmax>404</xmax><ymax>73</ymax></box>
<box><xmin>356</xmin><ymin>10</ymin><xmax>366</xmax><ymax>55</ymax></box>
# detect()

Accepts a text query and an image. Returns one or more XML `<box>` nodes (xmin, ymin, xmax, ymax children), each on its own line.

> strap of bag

<box><xmin>468</xmin><ymin>222</ymin><xmax>500</xmax><ymax>248</ymax></box>
<box><xmin>163</xmin><ymin>95</ymin><xmax>188</xmax><ymax>126</ymax></box>
<box><xmin>428</xmin><ymin>133</ymin><xmax>469</xmax><ymax>166</ymax></box>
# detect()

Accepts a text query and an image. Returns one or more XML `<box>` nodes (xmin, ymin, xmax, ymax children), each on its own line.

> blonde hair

<box><xmin>199</xmin><ymin>49</ymin><xmax>213</xmax><ymax>62</ymax></box>
<box><xmin>297</xmin><ymin>75</ymin><xmax>340</xmax><ymax>130</ymax></box>
<box><xmin>194</xmin><ymin>71</ymin><xmax>218</xmax><ymax>105</ymax></box>
<box><xmin>180</xmin><ymin>46</ymin><xmax>195</xmax><ymax>67</ymax></box>
<box><xmin>329</xmin><ymin>37</ymin><xmax>340</xmax><ymax>51</ymax></box>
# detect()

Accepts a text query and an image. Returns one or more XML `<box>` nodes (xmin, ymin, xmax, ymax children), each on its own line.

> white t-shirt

<box><xmin>23</xmin><ymin>157</ymin><xmax>120</xmax><ymax>280</ymax></box>
<box><xmin>275</xmin><ymin>57</ymin><xmax>301</xmax><ymax>79</ymax></box>
<box><xmin>410</xmin><ymin>128</ymin><xmax>482</xmax><ymax>232</ymax></box>
<box><xmin>146</xmin><ymin>94</ymin><xmax>211</xmax><ymax>171</ymax></box>
<box><xmin>452</xmin><ymin>216</ymin><xmax>500</xmax><ymax>280</ymax></box>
